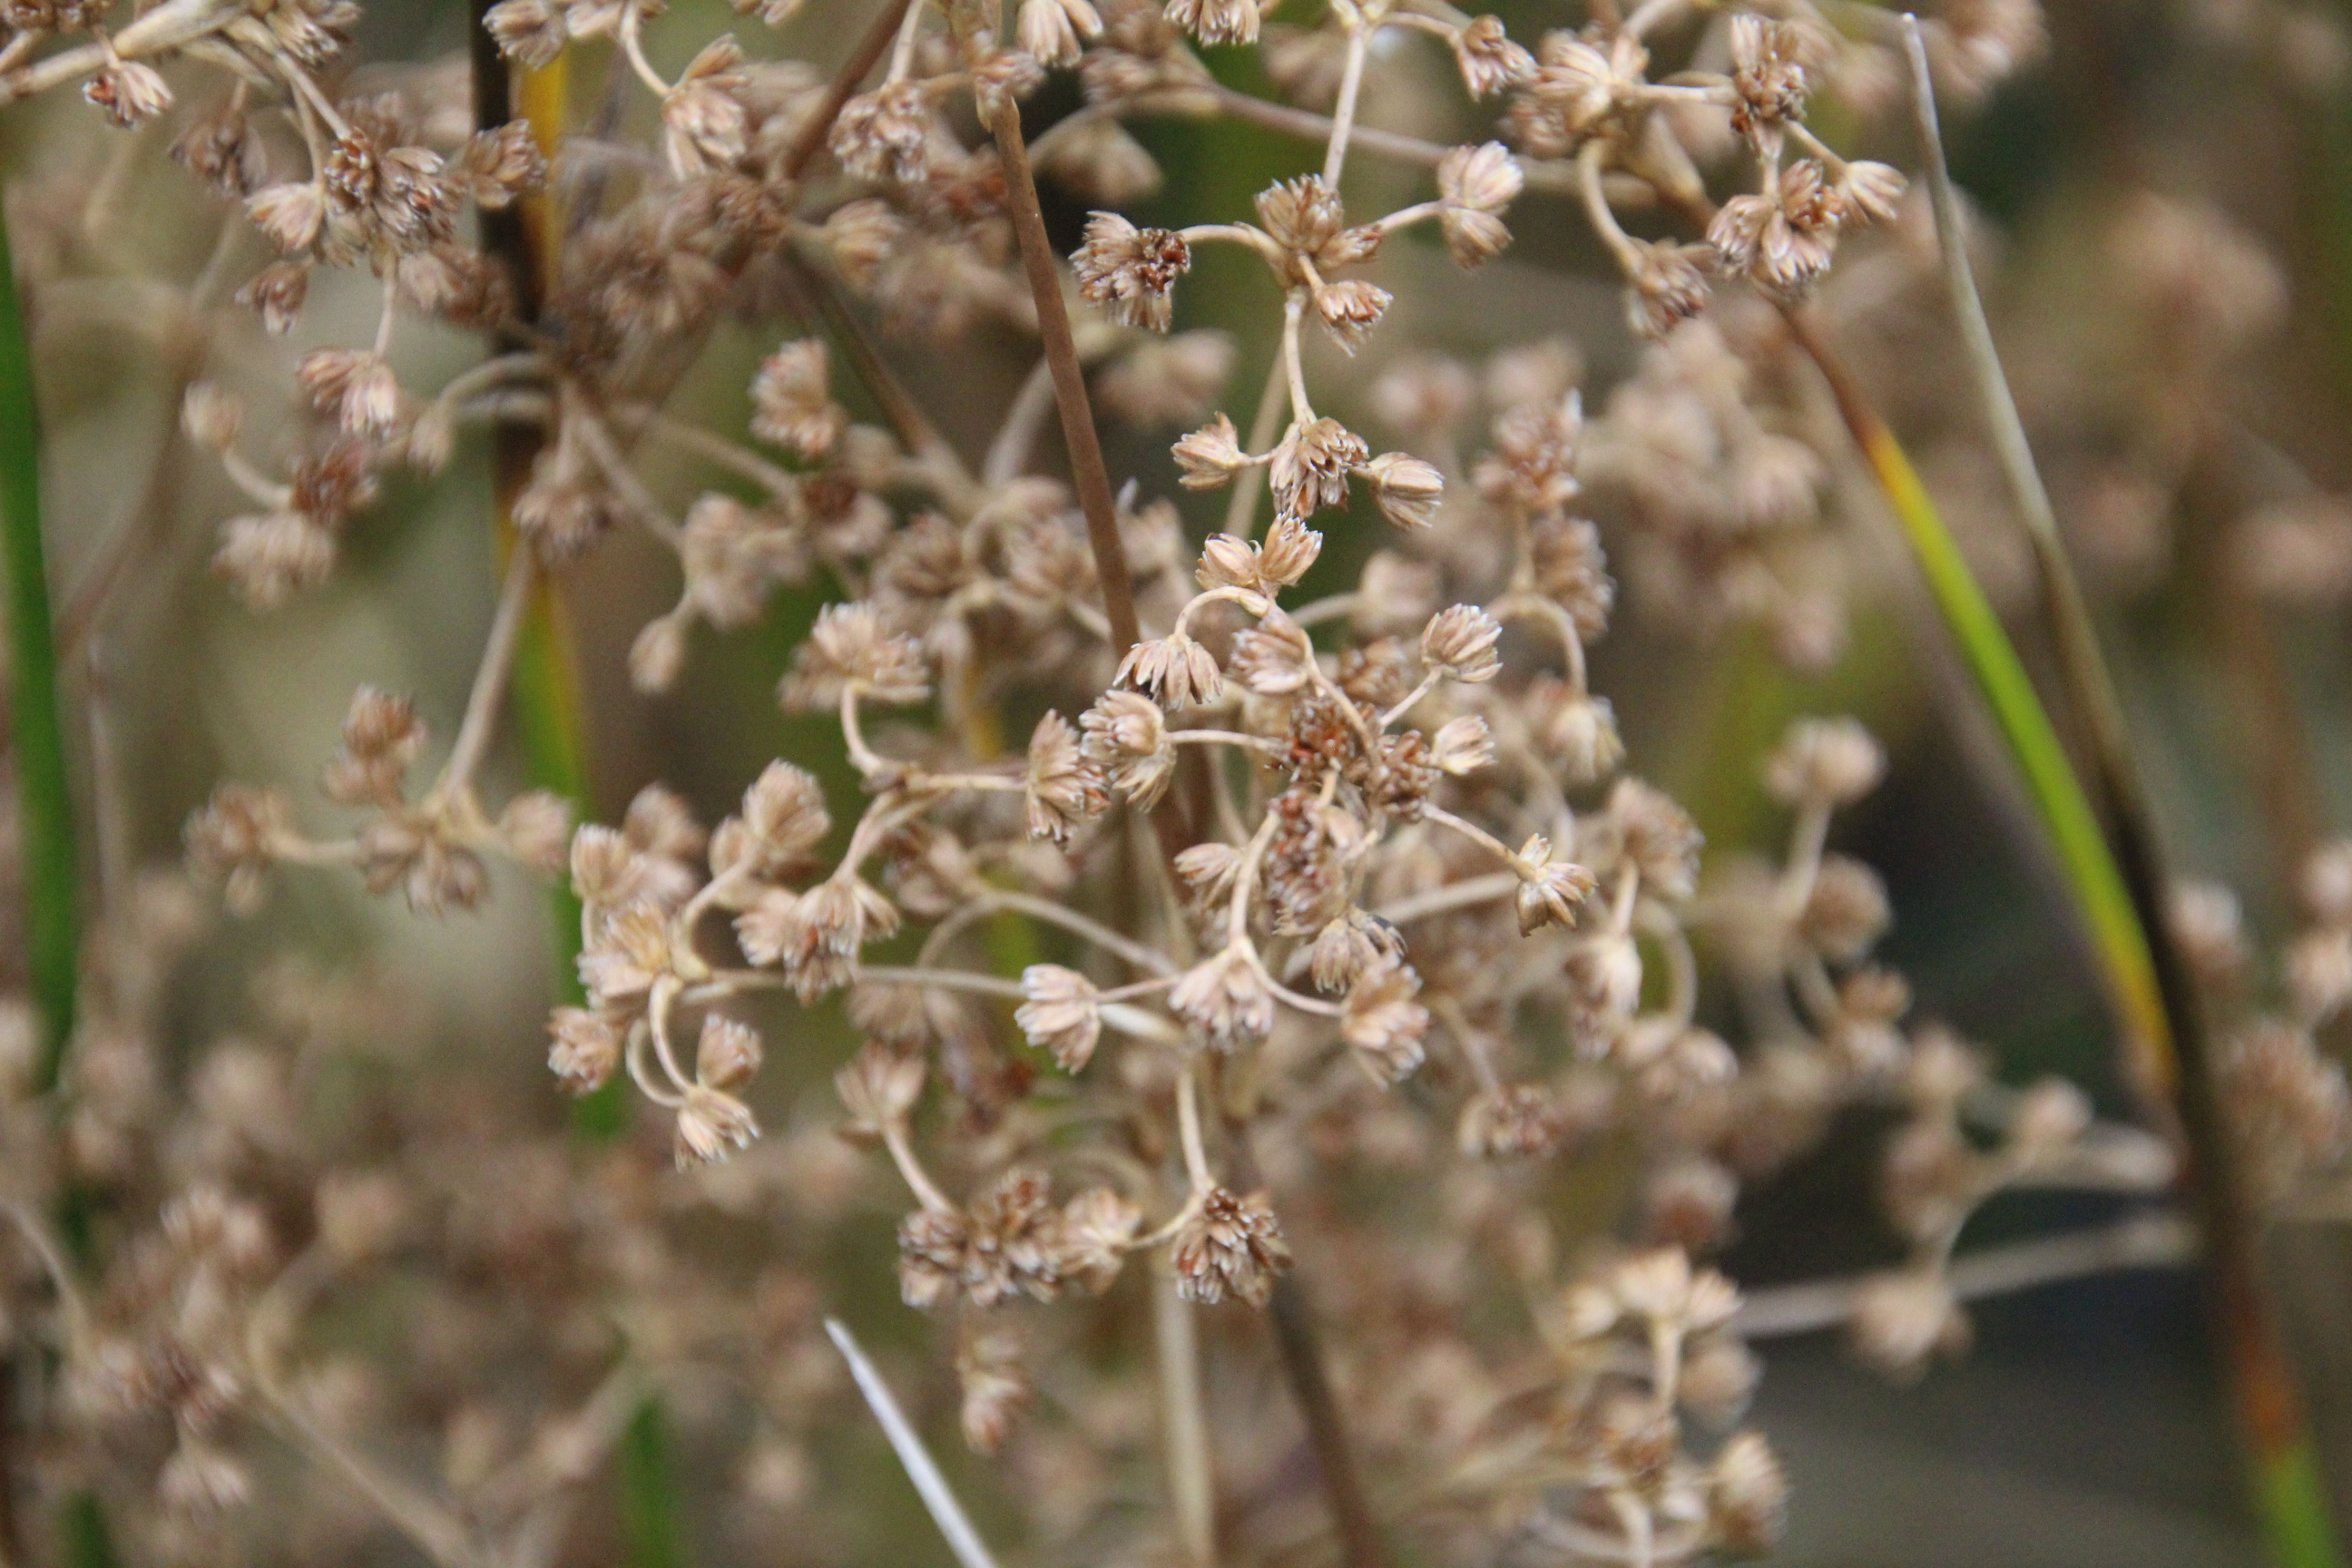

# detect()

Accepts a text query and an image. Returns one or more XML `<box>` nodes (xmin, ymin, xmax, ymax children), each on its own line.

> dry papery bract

<box><xmin>0</xmin><ymin>0</ymin><xmax>2340</xmax><ymax>1562</ymax></box>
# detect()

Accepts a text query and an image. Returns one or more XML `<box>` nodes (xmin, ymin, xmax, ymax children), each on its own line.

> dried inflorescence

<box><xmin>0</xmin><ymin>0</ymin><xmax>2328</xmax><ymax>1562</ymax></box>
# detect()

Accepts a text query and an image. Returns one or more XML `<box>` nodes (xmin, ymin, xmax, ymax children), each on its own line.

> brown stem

<box><xmin>988</xmin><ymin>96</ymin><xmax>1198</xmax><ymax>860</ymax></box>
<box><xmin>775</xmin><ymin>252</ymin><xmax>980</xmax><ymax>511</ymax></box>
<box><xmin>986</xmin><ymin>102</ymin><xmax>1142</xmax><ymax>658</ymax></box>
<box><xmin>783</xmin><ymin>0</ymin><xmax>915</xmax><ymax>182</ymax></box>
<box><xmin>1225</xmin><ymin>1124</ymin><xmax>1390</xmax><ymax>1568</ymax></box>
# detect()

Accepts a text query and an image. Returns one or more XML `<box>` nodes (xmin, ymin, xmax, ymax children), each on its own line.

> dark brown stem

<box><xmin>783</xmin><ymin>0</ymin><xmax>914</xmax><ymax>182</ymax></box>
<box><xmin>988</xmin><ymin>96</ymin><xmax>1198</xmax><ymax>859</ymax></box>
<box><xmin>775</xmin><ymin>253</ymin><xmax>980</xmax><ymax>509</ymax></box>
<box><xmin>986</xmin><ymin>102</ymin><xmax>1142</xmax><ymax>660</ymax></box>
<box><xmin>1225</xmin><ymin>1125</ymin><xmax>1390</xmax><ymax>1568</ymax></box>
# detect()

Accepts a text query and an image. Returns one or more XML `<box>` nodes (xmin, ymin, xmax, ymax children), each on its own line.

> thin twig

<box><xmin>823</xmin><ymin>1318</ymin><xmax>1003</xmax><ymax>1568</ymax></box>
<box><xmin>1734</xmin><ymin>1211</ymin><xmax>2196</xmax><ymax>1339</ymax></box>
<box><xmin>437</xmin><ymin>549</ymin><xmax>536</xmax><ymax>797</ymax></box>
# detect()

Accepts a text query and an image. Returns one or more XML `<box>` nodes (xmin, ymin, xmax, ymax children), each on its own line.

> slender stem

<box><xmin>887</xmin><ymin>0</ymin><xmax>926</xmax><ymax>82</ymax></box>
<box><xmin>1177</xmin><ymin>1066</ymin><xmax>1213</xmax><ymax>1193</ymax></box>
<box><xmin>824</xmin><ymin>1318</ymin><xmax>1004</xmax><ymax>1568</ymax></box>
<box><xmin>783</xmin><ymin>0</ymin><xmax>916</xmax><ymax>179</ymax></box>
<box><xmin>1222</xmin><ymin>352</ymin><xmax>1290</xmax><ymax>541</ymax></box>
<box><xmin>617</xmin><ymin>0</ymin><xmax>673</xmax><ymax>96</ymax></box>
<box><xmin>779</xmin><ymin>251</ymin><xmax>980</xmax><ymax>513</ymax></box>
<box><xmin>1219</xmin><ymin>1125</ymin><xmax>1390</xmax><ymax>1568</ymax></box>
<box><xmin>1280</xmin><ymin>293</ymin><xmax>1313</xmax><ymax>424</ymax></box>
<box><xmin>988</xmin><ymin>101</ymin><xmax>1143</xmax><ymax>660</ymax></box>
<box><xmin>1321</xmin><ymin>24</ymin><xmax>1369</xmax><ymax>188</ymax></box>
<box><xmin>978</xmin><ymin>888</ymin><xmax>1179</xmax><ymax>974</ymax></box>
<box><xmin>983</xmin><ymin>358</ymin><xmax>1059</xmax><ymax>487</ymax></box>
<box><xmin>436</xmin><ymin>549</ymin><xmax>535</xmax><ymax>797</ymax></box>
<box><xmin>0</xmin><ymin>200</ymin><xmax>75</xmax><ymax>1094</ymax></box>
<box><xmin>1734</xmin><ymin>1211</ymin><xmax>2196</xmax><ymax>1339</ymax></box>
<box><xmin>1894</xmin><ymin>27</ymin><xmax>2334</xmax><ymax>1565</ymax></box>
<box><xmin>1154</xmin><ymin>1272</ymin><xmax>1218</xmax><ymax>1568</ymax></box>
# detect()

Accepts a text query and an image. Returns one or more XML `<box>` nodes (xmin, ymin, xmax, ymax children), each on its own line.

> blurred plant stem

<box><xmin>0</xmin><ymin>177</ymin><xmax>74</xmax><ymax>1098</ymax></box>
<box><xmin>0</xmin><ymin>176</ymin><xmax>117</xmax><ymax>1568</ymax></box>
<box><xmin>1746</xmin><ymin>26</ymin><xmax>2344</xmax><ymax>1566</ymax></box>
<box><xmin>471</xmin><ymin>20</ymin><xmax>682</xmax><ymax>1564</ymax></box>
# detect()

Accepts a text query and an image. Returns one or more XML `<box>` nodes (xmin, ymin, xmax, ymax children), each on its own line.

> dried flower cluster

<box><xmin>0</xmin><ymin>0</ymin><xmax>2345</xmax><ymax>1562</ymax></box>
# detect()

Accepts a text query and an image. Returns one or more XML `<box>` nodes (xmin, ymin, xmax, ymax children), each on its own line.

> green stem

<box><xmin>0</xmin><ymin>195</ymin><xmax>76</xmax><ymax>1093</ymax></box>
<box><xmin>1786</xmin><ymin>303</ymin><xmax>2341</xmax><ymax>1567</ymax></box>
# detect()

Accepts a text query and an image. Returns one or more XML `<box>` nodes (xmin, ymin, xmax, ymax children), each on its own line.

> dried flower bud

<box><xmin>1838</xmin><ymin>161</ymin><xmax>1906</xmax><ymax>225</ymax></box>
<box><xmin>1073</xmin><ymin>212</ymin><xmax>1191</xmax><ymax>332</ymax></box>
<box><xmin>629</xmin><ymin>614</ymin><xmax>689</xmax><ymax>694</ymax></box>
<box><xmin>1313</xmin><ymin>279</ymin><xmax>1391</xmax><ymax>351</ymax></box>
<box><xmin>1341</xmin><ymin>961</ymin><xmax>1427</xmax><ymax>1083</ymax></box>
<box><xmin>675</xmin><ymin>1083</ymin><xmax>761</xmax><ymax>1168</ymax></box>
<box><xmin>547</xmin><ymin>1006</ymin><xmax>622</xmax><ymax>1095</ymax></box>
<box><xmin>237</xmin><ymin>260</ymin><xmax>311</xmax><ymax>333</ymax></box>
<box><xmin>248</xmin><ymin>181</ymin><xmax>328</xmax><ymax>253</ymax></box>
<box><xmin>84</xmin><ymin>58</ymin><xmax>172</xmax><ymax>128</ymax></box>
<box><xmin>1764</xmin><ymin>716</ymin><xmax>1885</xmax><ymax>806</ymax></box>
<box><xmin>1060</xmin><ymin>1186</ymin><xmax>1142</xmax><ymax>1292</ymax></box>
<box><xmin>1173</xmin><ymin>413</ymin><xmax>1250</xmax><ymax>490</ymax></box>
<box><xmin>297</xmin><ymin>348</ymin><xmax>400</xmax><ymax>437</ymax></box>
<box><xmin>1355</xmin><ymin>452</ymin><xmax>1441</xmax><ymax>531</ymax></box>
<box><xmin>1626</xmin><ymin>239</ymin><xmax>1711</xmax><ymax>338</ymax></box>
<box><xmin>1708</xmin><ymin>1431</ymin><xmax>1789</xmax><ymax>1553</ymax></box>
<box><xmin>2007</xmin><ymin>1076</ymin><xmax>2091</xmax><ymax>1154</ymax></box>
<box><xmin>1610</xmin><ymin>1247</ymin><xmax>1740</xmax><ymax>1329</ymax></box>
<box><xmin>835</xmin><ymin>1041</ymin><xmax>926</xmax><ymax>1141</ymax></box>
<box><xmin>1025</xmin><ymin>710</ymin><xmax>1109</xmax><ymax>846</ymax></box>
<box><xmin>1171</xmin><ymin>1187</ymin><xmax>1289</xmax><ymax>1305</ymax></box>
<box><xmin>1170</xmin><ymin>948</ymin><xmax>1275</xmax><ymax>1050</ymax></box>
<box><xmin>1163</xmin><ymin>0</ymin><xmax>1263</xmax><ymax>46</ymax></box>
<box><xmin>751</xmin><ymin>339</ymin><xmax>847</xmax><ymax>458</ymax></box>
<box><xmin>781</xmin><ymin>603</ymin><xmax>929</xmax><ymax>710</ymax></box>
<box><xmin>181</xmin><ymin>382</ymin><xmax>245</xmax><ymax>451</ymax></box>
<box><xmin>829</xmin><ymin>81</ymin><xmax>935</xmax><ymax>185</ymax></box>
<box><xmin>1115</xmin><ymin>629</ymin><xmax>1224</xmax><ymax>710</ymax></box>
<box><xmin>1420</xmin><ymin>604</ymin><xmax>1503</xmax><ymax>682</ymax></box>
<box><xmin>1269</xmin><ymin>416</ymin><xmax>1367</xmax><ymax>520</ymax></box>
<box><xmin>957</xmin><ymin>1326</ymin><xmax>1030</xmax><ymax>1455</ymax></box>
<box><xmin>1847</xmin><ymin>1269</ymin><xmax>1969</xmax><ymax>1380</ymax></box>
<box><xmin>1514</xmin><ymin>833</ymin><xmax>1598</xmax><ymax>935</ymax></box>
<box><xmin>1533</xmin><ymin>682</ymin><xmax>1623</xmax><ymax>784</ymax></box>
<box><xmin>1459</xmin><ymin>1083</ymin><xmax>1572</xmax><ymax>1158</ymax></box>
<box><xmin>485</xmin><ymin>0</ymin><xmax>569</xmax><ymax>66</ymax></box>
<box><xmin>973</xmin><ymin>48</ymin><xmax>1047</xmax><ymax>122</ymax></box>
<box><xmin>1080</xmin><ymin>689</ymin><xmax>1176</xmax><ymax>807</ymax></box>
<box><xmin>1016</xmin><ymin>965</ymin><xmax>1102</xmax><ymax>1072</ymax></box>
<box><xmin>1798</xmin><ymin>855</ymin><xmax>1890</xmax><ymax>963</ymax></box>
<box><xmin>495</xmin><ymin>790</ymin><xmax>573</xmax><ymax>876</ymax></box>
<box><xmin>1020</xmin><ymin>0</ymin><xmax>1103</xmax><ymax>64</ymax></box>
<box><xmin>1436</xmin><ymin>141</ymin><xmax>1522</xmax><ymax>268</ymax></box>
<box><xmin>1453</xmin><ymin>15</ymin><xmax>1534</xmax><ymax>96</ymax></box>
<box><xmin>186</xmin><ymin>783</ymin><xmax>294</xmax><ymax>915</ymax></box>
<box><xmin>1228</xmin><ymin>612</ymin><xmax>1314</xmax><ymax>695</ymax></box>
<box><xmin>1431</xmin><ymin>714</ymin><xmax>1494</xmax><ymax>776</ymax></box>
<box><xmin>696</xmin><ymin>1014</ymin><xmax>764</xmax><ymax>1091</ymax></box>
